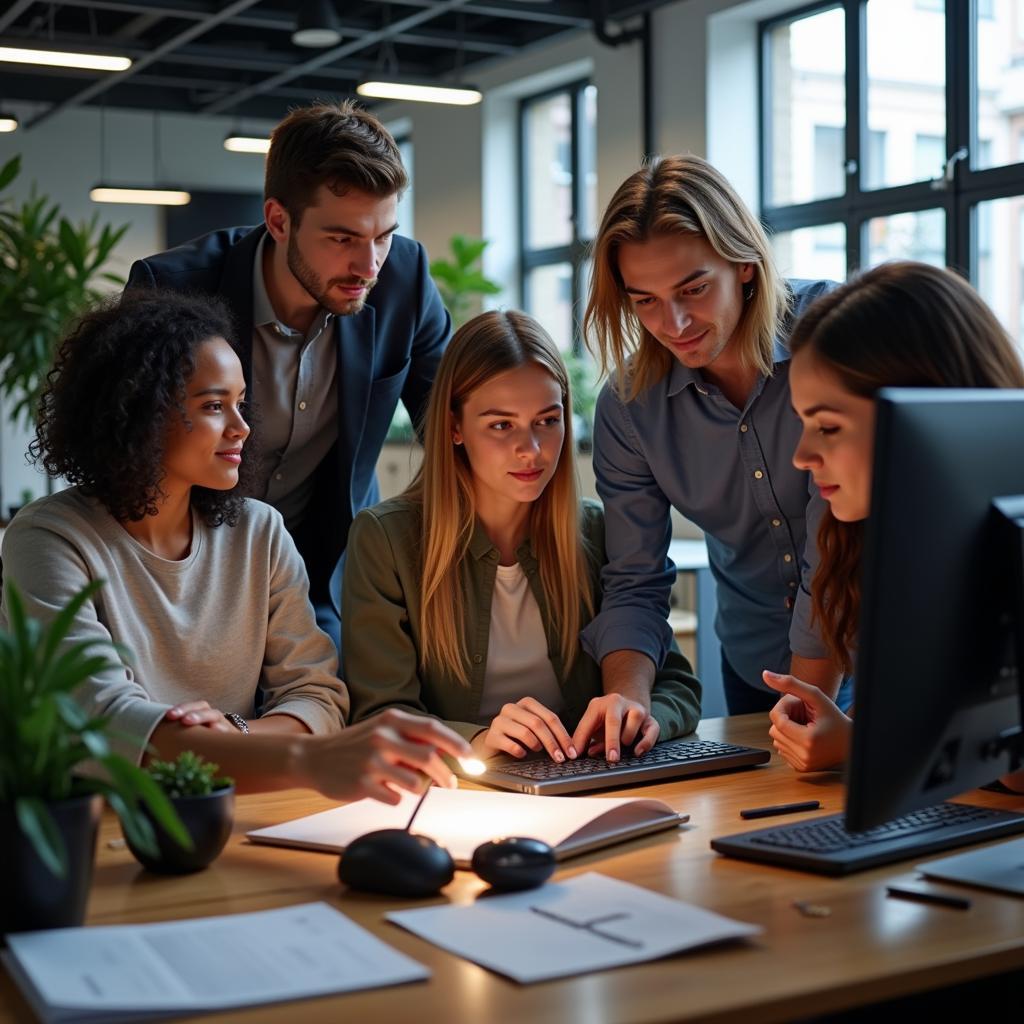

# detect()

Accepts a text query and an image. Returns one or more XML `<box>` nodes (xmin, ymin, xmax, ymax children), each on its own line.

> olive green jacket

<box><xmin>342</xmin><ymin>497</ymin><xmax>702</xmax><ymax>742</ymax></box>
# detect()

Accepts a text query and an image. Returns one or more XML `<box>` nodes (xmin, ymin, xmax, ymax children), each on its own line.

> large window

<box><xmin>761</xmin><ymin>0</ymin><xmax>1024</xmax><ymax>349</ymax></box>
<box><xmin>519</xmin><ymin>81</ymin><xmax>597</xmax><ymax>354</ymax></box>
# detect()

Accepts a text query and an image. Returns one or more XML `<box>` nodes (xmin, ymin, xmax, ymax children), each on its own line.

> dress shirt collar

<box><xmin>251</xmin><ymin>233</ymin><xmax>333</xmax><ymax>338</ymax></box>
<box><xmin>665</xmin><ymin>331</ymin><xmax>792</xmax><ymax>398</ymax></box>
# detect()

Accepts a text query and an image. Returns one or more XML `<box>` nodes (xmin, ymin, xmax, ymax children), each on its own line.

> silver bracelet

<box><xmin>224</xmin><ymin>712</ymin><xmax>250</xmax><ymax>735</ymax></box>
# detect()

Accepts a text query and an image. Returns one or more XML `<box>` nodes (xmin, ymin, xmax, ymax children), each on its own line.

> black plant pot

<box><xmin>0</xmin><ymin>792</ymin><xmax>103</xmax><ymax>936</ymax></box>
<box><xmin>126</xmin><ymin>785</ymin><xmax>235</xmax><ymax>875</ymax></box>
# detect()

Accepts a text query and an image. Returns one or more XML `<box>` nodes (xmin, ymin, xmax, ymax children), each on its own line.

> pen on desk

<box><xmin>885</xmin><ymin>885</ymin><xmax>972</xmax><ymax>910</ymax></box>
<box><xmin>739</xmin><ymin>800</ymin><xmax>821</xmax><ymax>820</ymax></box>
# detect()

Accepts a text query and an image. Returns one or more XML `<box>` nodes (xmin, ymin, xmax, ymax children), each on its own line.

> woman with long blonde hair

<box><xmin>763</xmin><ymin>261</ymin><xmax>1024</xmax><ymax>788</ymax></box>
<box><xmin>342</xmin><ymin>310</ymin><xmax>699</xmax><ymax>762</ymax></box>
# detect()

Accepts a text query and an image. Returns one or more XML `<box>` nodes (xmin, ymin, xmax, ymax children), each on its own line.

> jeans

<box><xmin>721</xmin><ymin>650</ymin><xmax>855</xmax><ymax>716</ymax></box>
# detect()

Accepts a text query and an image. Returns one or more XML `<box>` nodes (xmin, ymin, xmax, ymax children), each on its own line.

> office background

<box><xmin>1</xmin><ymin>0</ymin><xmax>1021</xmax><ymax>507</ymax></box>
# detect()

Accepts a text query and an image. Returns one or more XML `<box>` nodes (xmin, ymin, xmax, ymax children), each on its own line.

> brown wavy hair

<box><xmin>584</xmin><ymin>154</ymin><xmax>790</xmax><ymax>400</ymax></box>
<box><xmin>789</xmin><ymin>261</ymin><xmax>1024</xmax><ymax>673</ymax></box>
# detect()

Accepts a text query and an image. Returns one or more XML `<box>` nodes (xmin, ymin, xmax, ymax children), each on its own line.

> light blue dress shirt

<box><xmin>580</xmin><ymin>279</ymin><xmax>834</xmax><ymax>690</ymax></box>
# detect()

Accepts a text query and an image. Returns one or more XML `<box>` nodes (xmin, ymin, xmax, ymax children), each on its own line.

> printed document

<box><xmin>387</xmin><ymin>871</ymin><xmax>761</xmax><ymax>983</ymax></box>
<box><xmin>3</xmin><ymin>902</ymin><xmax>428</xmax><ymax>1023</ymax></box>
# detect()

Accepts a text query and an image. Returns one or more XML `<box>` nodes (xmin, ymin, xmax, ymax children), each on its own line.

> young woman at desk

<box><xmin>1</xmin><ymin>290</ymin><xmax>471</xmax><ymax>802</ymax></box>
<box><xmin>342</xmin><ymin>310</ymin><xmax>701</xmax><ymax>763</ymax></box>
<box><xmin>762</xmin><ymin>261</ymin><xmax>1024</xmax><ymax>792</ymax></box>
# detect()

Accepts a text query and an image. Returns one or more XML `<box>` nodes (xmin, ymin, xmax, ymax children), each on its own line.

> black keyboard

<box><xmin>711</xmin><ymin>801</ymin><xmax>1024</xmax><ymax>875</ymax></box>
<box><xmin>474</xmin><ymin>738</ymin><xmax>771</xmax><ymax>794</ymax></box>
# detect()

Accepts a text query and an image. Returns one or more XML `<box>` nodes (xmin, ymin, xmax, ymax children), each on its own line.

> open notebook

<box><xmin>247</xmin><ymin>788</ymin><xmax>688</xmax><ymax>867</ymax></box>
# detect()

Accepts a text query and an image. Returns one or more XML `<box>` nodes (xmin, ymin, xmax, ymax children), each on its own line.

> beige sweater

<box><xmin>2</xmin><ymin>489</ymin><xmax>348</xmax><ymax>764</ymax></box>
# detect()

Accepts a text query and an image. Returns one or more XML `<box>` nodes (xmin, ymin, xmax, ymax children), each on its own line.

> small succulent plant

<box><xmin>145</xmin><ymin>750</ymin><xmax>233</xmax><ymax>799</ymax></box>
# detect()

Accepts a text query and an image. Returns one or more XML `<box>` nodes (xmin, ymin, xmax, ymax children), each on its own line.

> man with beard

<box><xmin>127</xmin><ymin>101</ymin><xmax>450</xmax><ymax>652</ymax></box>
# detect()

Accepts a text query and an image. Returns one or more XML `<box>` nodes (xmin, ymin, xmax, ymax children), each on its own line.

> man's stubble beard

<box><xmin>286</xmin><ymin>234</ymin><xmax>377</xmax><ymax>317</ymax></box>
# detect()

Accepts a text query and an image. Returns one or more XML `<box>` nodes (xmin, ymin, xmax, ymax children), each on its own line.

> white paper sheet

<box><xmin>387</xmin><ymin>872</ymin><xmax>761</xmax><ymax>983</ymax></box>
<box><xmin>247</xmin><ymin>787</ymin><xmax>685</xmax><ymax>866</ymax></box>
<box><xmin>3</xmin><ymin>902</ymin><xmax>428</xmax><ymax>1023</ymax></box>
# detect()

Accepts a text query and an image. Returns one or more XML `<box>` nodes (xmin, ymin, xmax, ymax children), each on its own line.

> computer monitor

<box><xmin>845</xmin><ymin>388</ymin><xmax>1024</xmax><ymax>832</ymax></box>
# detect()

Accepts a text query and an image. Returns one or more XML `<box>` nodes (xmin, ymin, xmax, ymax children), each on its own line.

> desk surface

<box><xmin>3</xmin><ymin>715</ymin><xmax>1023</xmax><ymax>1024</ymax></box>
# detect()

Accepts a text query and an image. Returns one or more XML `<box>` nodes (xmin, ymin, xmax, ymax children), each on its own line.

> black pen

<box><xmin>885</xmin><ymin>885</ymin><xmax>971</xmax><ymax>910</ymax></box>
<box><xmin>740</xmin><ymin>799</ymin><xmax>821</xmax><ymax>820</ymax></box>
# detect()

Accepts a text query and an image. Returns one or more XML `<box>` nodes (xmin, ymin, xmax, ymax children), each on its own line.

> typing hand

<box><xmin>164</xmin><ymin>700</ymin><xmax>236</xmax><ymax>733</ymax></box>
<box><xmin>480</xmin><ymin>697</ymin><xmax>576</xmax><ymax>762</ymax></box>
<box><xmin>763</xmin><ymin>670</ymin><xmax>852</xmax><ymax>772</ymax></box>
<box><xmin>571</xmin><ymin>694</ymin><xmax>659</xmax><ymax>763</ymax></box>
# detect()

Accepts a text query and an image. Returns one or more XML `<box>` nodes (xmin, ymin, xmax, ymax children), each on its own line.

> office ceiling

<box><xmin>0</xmin><ymin>0</ymin><xmax>666</xmax><ymax>128</ymax></box>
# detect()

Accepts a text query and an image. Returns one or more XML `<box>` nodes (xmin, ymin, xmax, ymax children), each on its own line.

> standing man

<box><xmin>127</xmin><ymin>101</ymin><xmax>449</xmax><ymax>649</ymax></box>
<box><xmin>574</xmin><ymin>154</ymin><xmax>849</xmax><ymax>754</ymax></box>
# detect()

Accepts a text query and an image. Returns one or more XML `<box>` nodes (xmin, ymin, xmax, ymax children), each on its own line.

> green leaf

<box><xmin>0</xmin><ymin>155</ymin><xmax>20</xmax><ymax>191</ymax></box>
<box><xmin>15</xmin><ymin>796</ymin><xmax>67</xmax><ymax>878</ymax></box>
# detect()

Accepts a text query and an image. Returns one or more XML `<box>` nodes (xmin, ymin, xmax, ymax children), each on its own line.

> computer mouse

<box><xmin>471</xmin><ymin>836</ymin><xmax>557</xmax><ymax>892</ymax></box>
<box><xmin>338</xmin><ymin>828</ymin><xmax>455</xmax><ymax>898</ymax></box>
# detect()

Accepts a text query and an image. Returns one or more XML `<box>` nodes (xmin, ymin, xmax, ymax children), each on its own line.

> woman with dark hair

<box><xmin>763</xmin><ymin>261</ymin><xmax>1024</xmax><ymax>787</ymax></box>
<box><xmin>2</xmin><ymin>289</ymin><xmax>470</xmax><ymax>801</ymax></box>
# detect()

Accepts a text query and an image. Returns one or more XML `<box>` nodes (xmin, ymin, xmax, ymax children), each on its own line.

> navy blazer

<box><xmin>126</xmin><ymin>225</ymin><xmax>451</xmax><ymax>639</ymax></box>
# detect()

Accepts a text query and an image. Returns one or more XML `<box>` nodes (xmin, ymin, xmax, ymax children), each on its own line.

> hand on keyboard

<box><xmin>571</xmin><ymin>693</ymin><xmax>660</xmax><ymax>763</ymax></box>
<box><xmin>478</xmin><ymin>697</ymin><xmax>577</xmax><ymax>763</ymax></box>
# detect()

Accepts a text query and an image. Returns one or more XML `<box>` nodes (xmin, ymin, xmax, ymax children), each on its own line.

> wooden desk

<box><xmin>3</xmin><ymin>715</ymin><xmax>1023</xmax><ymax>1024</ymax></box>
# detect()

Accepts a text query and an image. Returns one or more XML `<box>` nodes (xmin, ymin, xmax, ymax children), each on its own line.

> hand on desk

<box><xmin>164</xmin><ymin>700</ymin><xmax>235</xmax><ymax>732</ymax></box>
<box><xmin>763</xmin><ymin>670</ymin><xmax>852</xmax><ymax>773</ymax></box>
<box><xmin>480</xmin><ymin>697</ymin><xmax>577</xmax><ymax>761</ymax></box>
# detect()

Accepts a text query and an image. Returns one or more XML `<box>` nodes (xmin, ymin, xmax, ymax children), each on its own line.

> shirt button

<box><xmin>740</xmin><ymin>424</ymin><xmax>748</xmax><ymax>433</ymax></box>
<box><xmin>784</xmin><ymin>553</ymin><xmax>793</xmax><ymax>563</ymax></box>
<box><xmin>754</xmin><ymin>470</ymin><xmax>763</xmax><ymax>480</ymax></box>
<box><xmin>298</xmin><ymin>400</ymin><xmax>307</xmax><ymax>411</ymax></box>
<box><xmin>790</xmin><ymin>581</ymin><xmax>798</xmax><ymax>589</ymax></box>
<box><xmin>473</xmin><ymin>654</ymin><xmax>483</xmax><ymax>664</ymax></box>
<box><xmin>772</xmin><ymin>518</ymin><xmax>781</xmax><ymax>527</ymax></box>
<box><xmin>275</xmin><ymin>473</ymin><xmax>283</xmax><ymax>481</ymax></box>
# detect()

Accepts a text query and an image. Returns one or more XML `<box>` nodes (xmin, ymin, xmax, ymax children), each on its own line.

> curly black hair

<box><xmin>31</xmin><ymin>288</ymin><xmax>260</xmax><ymax>527</ymax></box>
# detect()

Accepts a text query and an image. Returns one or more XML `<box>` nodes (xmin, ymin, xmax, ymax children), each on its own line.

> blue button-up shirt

<box><xmin>581</xmin><ymin>279</ymin><xmax>834</xmax><ymax>689</ymax></box>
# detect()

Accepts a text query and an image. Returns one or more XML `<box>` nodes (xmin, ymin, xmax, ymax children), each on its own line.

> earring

<box><xmin>743</xmin><ymin>280</ymin><xmax>756</xmax><ymax>302</ymax></box>
<box><xmin>453</xmin><ymin>436</ymin><xmax>463</xmax><ymax>446</ymax></box>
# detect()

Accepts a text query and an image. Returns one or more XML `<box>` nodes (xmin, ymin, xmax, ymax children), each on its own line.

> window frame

<box><xmin>758</xmin><ymin>0</ymin><xmax>1024</xmax><ymax>283</ymax></box>
<box><xmin>518</xmin><ymin>78</ymin><xmax>595</xmax><ymax>356</ymax></box>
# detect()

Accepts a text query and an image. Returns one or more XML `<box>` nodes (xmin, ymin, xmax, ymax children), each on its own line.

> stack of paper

<box><xmin>388</xmin><ymin>872</ymin><xmax>761</xmax><ymax>983</ymax></box>
<box><xmin>2</xmin><ymin>903</ymin><xmax>428</xmax><ymax>1023</ymax></box>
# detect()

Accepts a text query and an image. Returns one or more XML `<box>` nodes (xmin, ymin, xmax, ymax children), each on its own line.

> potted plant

<box><xmin>0</xmin><ymin>580</ymin><xmax>190</xmax><ymax>936</ymax></box>
<box><xmin>429</xmin><ymin>234</ymin><xmax>502</xmax><ymax>328</ymax></box>
<box><xmin>0</xmin><ymin>154</ymin><xmax>128</xmax><ymax>508</ymax></box>
<box><xmin>126</xmin><ymin>751</ymin><xmax>235</xmax><ymax>875</ymax></box>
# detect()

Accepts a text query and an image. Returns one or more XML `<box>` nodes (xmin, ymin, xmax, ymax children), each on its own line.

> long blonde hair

<box><xmin>585</xmin><ymin>154</ymin><xmax>790</xmax><ymax>400</ymax></box>
<box><xmin>406</xmin><ymin>310</ymin><xmax>593</xmax><ymax>685</ymax></box>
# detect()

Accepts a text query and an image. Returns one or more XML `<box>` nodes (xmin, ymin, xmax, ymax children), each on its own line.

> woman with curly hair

<box><xmin>342</xmin><ymin>309</ymin><xmax>700</xmax><ymax>763</ymax></box>
<box><xmin>761</xmin><ymin>261</ymin><xmax>1024</xmax><ymax>791</ymax></box>
<box><xmin>1</xmin><ymin>289</ymin><xmax>470</xmax><ymax>802</ymax></box>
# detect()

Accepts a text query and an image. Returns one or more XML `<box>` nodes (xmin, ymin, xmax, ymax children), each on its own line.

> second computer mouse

<box><xmin>471</xmin><ymin>836</ymin><xmax>557</xmax><ymax>892</ymax></box>
<box><xmin>338</xmin><ymin>828</ymin><xmax>455</xmax><ymax>898</ymax></box>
